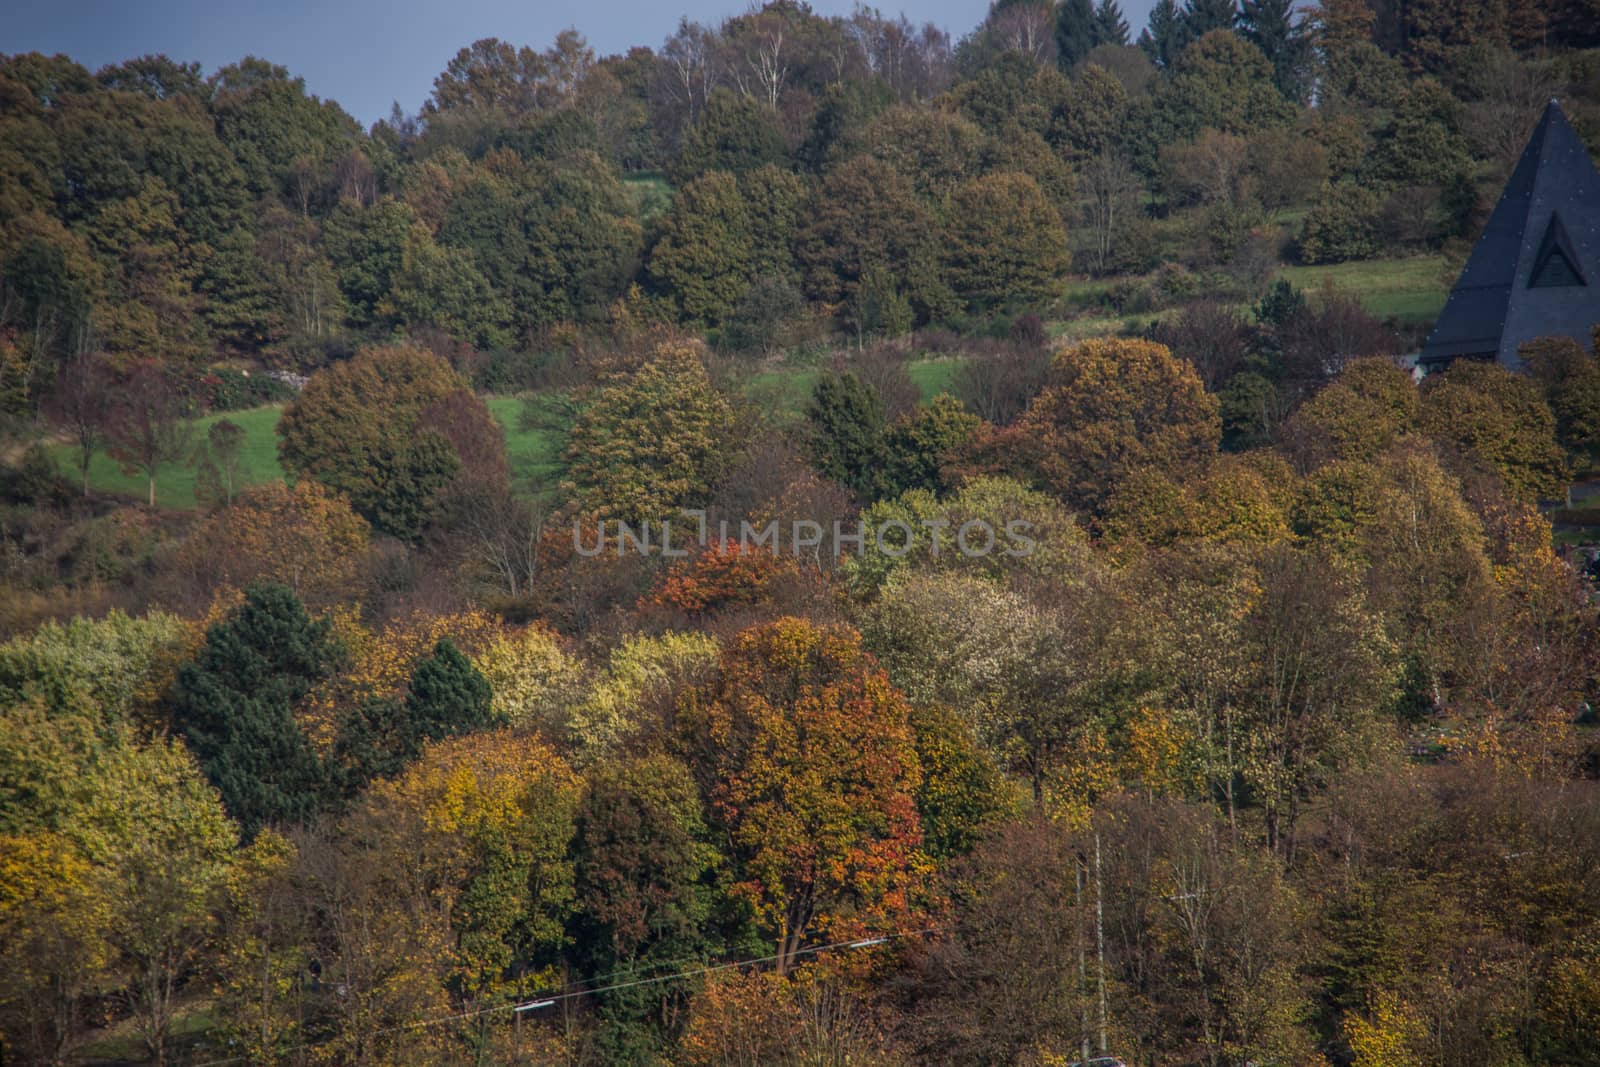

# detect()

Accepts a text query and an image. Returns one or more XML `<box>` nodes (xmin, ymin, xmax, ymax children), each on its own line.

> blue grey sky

<box><xmin>6</xmin><ymin>0</ymin><xmax>1160</xmax><ymax>126</ymax></box>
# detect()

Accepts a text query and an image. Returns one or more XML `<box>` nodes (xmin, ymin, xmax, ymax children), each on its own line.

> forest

<box><xmin>4</xmin><ymin>0</ymin><xmax>1600</xmax><ymax>1063</ymax></box>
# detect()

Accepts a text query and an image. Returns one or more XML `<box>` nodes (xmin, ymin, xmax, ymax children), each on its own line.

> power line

<box><xmin>186</xmin><ymin>928</ymin><xmax>933</xmax><ymax>1067</ymax></box>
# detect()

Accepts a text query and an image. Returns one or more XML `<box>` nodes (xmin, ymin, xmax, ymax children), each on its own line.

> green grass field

<box><xmin>622</xmin><ymin>171</ymin><xmax>673</xmax><ymax>220</ymax></box>
<box><xmin>742</xmin><ymin>356</ymin><xmax>967</xmax><ymax>420</ymax></box>
<box><xmin>47</xmin><ymin>405</ymin><xmax>286</xmax><ymax>510</ymax></box>
<box><xmin>1058</xmin><ymin>253</ymin><xmax>1452</xmax><ymax>332</ymax></box>
<box><xmin>46</xmin><ymin>397</ymin><xmax>578</xmax><ymax>510</ymax></box>
<box><xmin>1276</xmin><ymin>255</ymin><xmax>1451</xmax><ymax>325</ymax></box>
<box><xmin>487</xmin><ymin>393</ymin><xmax>571</xmax><ymax>493</ymax></box>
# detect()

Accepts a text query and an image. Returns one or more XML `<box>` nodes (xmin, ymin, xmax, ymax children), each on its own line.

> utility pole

<box><xmin>1095</xmin><ymin>831</ymin><xmax>1108</xmax><ymax>1054</ymax></box>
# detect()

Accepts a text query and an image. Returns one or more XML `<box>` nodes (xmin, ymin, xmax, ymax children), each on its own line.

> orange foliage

<box><xmin>177</xmin><ymin>480</ymin><xmax>369</xmax><ymax>609</ymax></box>
<box><xmin>643</xmin><ymin>538</ymin><xmax>798</xmax><ymax>615</ymax></box>
<box><xmin>679</xmin><ymin>618</ymin><xmax>929</xmax><ymax>973</ymax></box>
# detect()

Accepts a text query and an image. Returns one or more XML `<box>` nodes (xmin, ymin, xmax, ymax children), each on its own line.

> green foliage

<box><xmin>942</xmin><ymin>172</ymin><xmax>1070</xmax><ymax>310</ymax></box>
<box><xmin>671</xmin><ymin>90</ymin><xmax>787</xmax><ymax>183</ymax></box>
<box><xmin>907</xmin><ymin>702</ymin><xmax>1011</xmax><ymax>859</ymax></box>
<box><xmin>805</xmin><ymin>371</ymin><xmax>886</xmax><ymax>499</ymax></box>
<box><xmin>572</xmin><ymin>755</ymin><xmax>719</xmax><ymax>1033</ymax></box>
<box><xmin>276</xmin><ymin>344</ymin><xmax>474</xmax><ymax>539</ymax></box>
<box><xmin>1299</xmin><ymin>182</ymin><xmax>1383</xmax><ymax>264</ymax></box>
<box><xmin>406</xmin><ymin>638</ymin><xmax>494</xmax><ymax>742</ymax></box>
<box><xmin>381</xmin><ymin>225</ymin><xmax>512</xmax><ymax>349</ymax></box>
<box><xmin>797</xmin><ymin>157</ymin><xmax>951</xmax><ymax>328</ymax></box>
<box><xmin>647</xmin><ymin>171</ymin><xmax>754</xmax><ymax>325</ymax></box>
<box><xmin>881</xmin><ymin>393</ymin><xmax>983</xmax><ymax>498</ymax></box>
<box><xmin>1149</xmin><ymin>30</ymin><xmax>1295</xmax><ymax>146</ymax></box>
<box><xmin>172</xmin><ymin>583</ymin><xmax>337</xmax><ymax>834</ymax></box>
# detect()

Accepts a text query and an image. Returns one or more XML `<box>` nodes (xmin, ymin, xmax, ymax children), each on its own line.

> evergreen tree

<box><xmin>334</xmin><ymin>639</ymin><xmax>494</xmax><ymax>793</ymax></box>
<box><xmin>806</xmin><ymin>371</ymin><xmax>887</xmax><ymax>499</ymax></box>
<box><xmin>1239</xmin><ymin>0</ymin><xmax>1309</xmax><ymax>100</ymax></box>
<box><xmin>1140</xmin><ymin>0</ymin><xmax>1185</xmax><ymax>67</ymax></box>
<box><xmin>172</xmin><ymin>583</ymin><xmax>336</xmax><ymax>835</ymax></box>
<box><xmin>1182</xmin><ymin>0</ymin><xmax>1239</xmax><ymax>39</ymax></box>
<box><xmin>1094</xmin><ymin>0</ymin><xmax>1132</xmax><ymax>46</ymax></box>
<box><xmin>406</xmin><ymin>638</ymin><xmax>494</xmax><ymax>743</ymax></box>
<box><xmin>1055</xmin><ymin>0</ymin><xmax>1099</xmax><ymax>68</ymax></box>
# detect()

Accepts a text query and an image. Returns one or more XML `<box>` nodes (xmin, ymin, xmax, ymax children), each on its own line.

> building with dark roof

<box><xmin>1418</xmin><ymin>99</ymin><xmax>1600</xmax><ymax>372</ymax></box>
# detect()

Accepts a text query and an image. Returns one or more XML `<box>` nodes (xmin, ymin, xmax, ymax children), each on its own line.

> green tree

<box><xmin>380</xmin><ymin>224</ymin><xmax>511</xmax><ymax>349</ymax></box>
<box><xmin>739</xmin><ymin>163</ymin><xmax>803</xmax><ymax>282</ymax></box>
<box><xmin>797</xmin><ymin>157</ymin><xmax>950</xmax><ymax>327</ymax></box>
<box><xmin>1095</xmin><ymin>0</ymin><xmax>1133</xmax><ymax>46</ymax></box>
<box><xmin>1140</xmin><ymin>0</ymin><xmax>1186</xmax><ymax>67</ymax></box>
<box><xmin>209</xmin><ymin>58</ymin><xmax>360</xmax><ymax>203</ymax></box>
<box><xmin>671</xmin><ymin>89</ymin><xmax>787</xmax><ymax>183</ymax></box>
<box><xmin>336</xmin><ymin>638</ymin><xmax>494</xmax><ymax>790</ymax></box>
<box><xmin>571</xmin><ymin>755</ymin><xmax>719</xmax><ymax>1052</ymax></box>
<box><xmin>1240</xmin><ymin>0</ymin><xmax>1310</xmax><ymax>99</ymax></box>
<box><xmin>171</xmin><ymin>583</ymin><xmax>336</xmax><ymax>835</ymax></box>
<box><xmin>1149</xmin><ymin>29</ymin><xmax>1294</xmax><ymax>145</ymax></box>
<box><xmin>69</xmin><ymin>739</ymin><xmax>239</xmax><ymax>1067</ymax></box>
<box><xmin>646</xmin><ymin>171</ymin><xmax>754</xmax><ymax>326</ymax></box>
<box><xmin>1056</xmin><ymin>0</ymin><xmax>1099</xmax><ymax>67</ymax></box>
<box><xmin>1299</xmin><ymin>181</ymin><xmax>1382</xmax><ymax>264</ymax></box>
<box><xmin>276</xmin><ymin>344</ymin><xmax>476</xmax><ymax>539</ymax></box>
<box><xmin>405</xmin><ymin>639</ymin><xmax>494</xmax><ymax>743</ymax></box>
<box><xmin>942</xmin><ymin>172</ymin><xmax>1069</xmax><ymax>310</ymax></box>
<box><xmin>806</xmin><ymin>371</ymin><xmax>886</xmax><ymax>499</ymax></box>
<box><xmin>194</xmin><ymin>417</ymin><xmax>246</xmax><ymax>508</ymax></box>
<box><xmin>882</xmin><ymin>394</ymin><xmax>983</xmax><ymax>498</ymax></box>
<box><xmin>1368</xmin><ymin>78</ymin><xmax>1472</xmax><ymax>188</ymax></box>
<box><xmin>321</xmin><ymin>197</ymin><xmax>416</xmax><ymax>329</ymax></box>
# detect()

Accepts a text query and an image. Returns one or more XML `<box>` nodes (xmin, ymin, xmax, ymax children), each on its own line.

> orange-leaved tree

<box><xmin>676</xmin><ymin>617</ymin><xmax>928</xmax><ymax>974</ymax></box>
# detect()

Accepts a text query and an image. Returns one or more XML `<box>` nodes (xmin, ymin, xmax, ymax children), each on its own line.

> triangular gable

<box><xmin>1420</xmin><ymin>100</ymin><xmax>1600</xmax><ymax>369</ymax></box>
<box><xmin>1529</xmin><ymin>211</ymin><xmax>1588</xmax><ymax>288</ymax></box>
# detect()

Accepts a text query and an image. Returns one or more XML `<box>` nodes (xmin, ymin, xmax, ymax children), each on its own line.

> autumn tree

<box><xmin>676</xmin><ymin>618</ymin><xmax>927</xmax><ymax>974</ymax></box>
<box><xmin>1521</xmin><ymin>336</ymin><xmax>1600</xmax><ymax>459</ymax></box>
<box><xmin>175</xmin><ymin>480</ymin><xmax>369</xmax><ymax>611</ymax></box>
<box><xmin>68</xmin><ymin>739</ymin><xmax>239</xmax><ymax>1066</ymax></box>
<box><xmin>41</xmin><ymin>349</ymin><xmax>113</xmax><ymax>498</ymax></box>
<box><xmin>1419</xmin><ymin>359</ymin><xmax>1569</xmax><ymax>502</ymax></box>
<box><xmin>342</xmin><ymin>730</ymin><xmax>581</xmax><ymax>1003</ymax></box>
<box><xmin>562</xmin><ymin>338</ymin><xmax>736</xmax><ymax>523</ymax></box>
<box><xmin>0</xmin><ymin>831</ymin><xmax>111</xmax><ymax>1064</ymax></box>
<box><xmin>1000</xmin><ymin>337</ymin><xmax>1221</xmax><ymax>512</ymax></box>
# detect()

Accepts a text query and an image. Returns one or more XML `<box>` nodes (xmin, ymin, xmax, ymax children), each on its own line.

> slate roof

<box><xmin>1419</xmin><ymin>100</ymin><xmax>1600</xmax><ymax>369</ymax></box>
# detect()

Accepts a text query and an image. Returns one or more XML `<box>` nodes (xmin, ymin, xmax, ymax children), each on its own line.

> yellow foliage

<box><xmin>1344</xmin><ymin>990</ymin><xmax>1428</xmax><ymax>1067</ymax></box>
<box><xmin>302</xmin><ymin>608</ymin><xmax>502</xmax><ymax>747</ymax></box>
<box><xmin>469</xmin><ymin>624</ymin><xmax>585</xmax><ymax>729</ymax></box>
